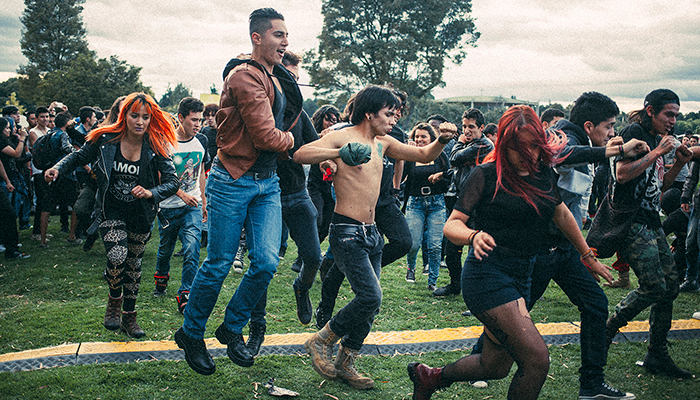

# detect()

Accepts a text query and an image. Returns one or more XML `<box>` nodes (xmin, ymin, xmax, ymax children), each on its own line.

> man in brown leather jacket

<box><xmin>175</xmin><ymin>7</ymin><xmax>302</xmax><ymax>375</ymax></box>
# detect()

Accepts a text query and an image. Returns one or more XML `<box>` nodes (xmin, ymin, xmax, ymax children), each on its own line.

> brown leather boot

<box><xmin>407</xmin><ymin>362</ymin><xmax>448</xmax><ymax>400</ymax></box>
<box><xmin>104</xmin><ymin>295</ymin><xmax>122</xmax><ymax>330</ymax></box>
<box><xmin>120</xmin><ymin>311</ymin><xmax>145</xmax><ymax>338</ymax></box>
<box><xmin>603</xmin><ymin>269</ymin><xmax>631</xmax><ymax>289</ymax></box>
<box><xmin>304</xmin><ymin>322</ymin><xmax>340</xmax><ymax>379</ymax></box>
<box><xmin>334</xmin><ymin>344</ymin><xmax>374</xmax><ymax>390</ymax></box>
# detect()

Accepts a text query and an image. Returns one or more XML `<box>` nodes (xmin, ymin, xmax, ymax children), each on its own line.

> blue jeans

<box><xmin>250</xmin><ymin>189</ymin><xmax>322</xmax><ymax>326</ymax></box>
<box><xmin>685</xmin><ymin>207</ymin><xmax>700</xmax><ymax>282</ymax></box>
<box><xmin>183</xmin><ymin>165</ymin><xmax>282</xmax><ymax>338</ymax></box>
<box><xmin>405</xmin><ymin>195</ymin><xmax>445</xmax><ymax>285</ymax></box>
<box><xmin>531</xmin><ymin>244</ymin><xmax>609</xmax><ymax>389</ymax></box>
<box><xmin>328</xmin><ymin>222</ymin><xmax>383</xmax><ymax>350</ymax></box>
<box><xmin>155</xmin><ymin>205</ymin><xmax>203</xmax><ymax>295</ymax></box>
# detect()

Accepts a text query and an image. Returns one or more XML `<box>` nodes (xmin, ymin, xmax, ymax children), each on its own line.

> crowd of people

<box><xmin>3</xmin><ymin>6</ymin><xmax>699</xmax><ymax>400</ymax></box>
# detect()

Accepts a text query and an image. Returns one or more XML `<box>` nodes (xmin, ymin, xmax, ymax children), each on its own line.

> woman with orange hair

<box><xmin>407</xmin><ymin>105</ymin><xmax>607</xmax><ymax>400</ymax></box>
<box><xmin>45</xmin><ymin>93</ymin><xmax>179</xmax><ymax>338</ymax></box>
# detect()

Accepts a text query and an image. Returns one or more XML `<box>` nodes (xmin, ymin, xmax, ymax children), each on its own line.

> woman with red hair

<box><xmin>407</xmin><ymin>105</ymin><xmax>607</xmax><ymax>400</ymax></box>
<box><xmin>45</xmin><ymin>92</ymin><xmax>179</xmax><ymax>338</ymax></box>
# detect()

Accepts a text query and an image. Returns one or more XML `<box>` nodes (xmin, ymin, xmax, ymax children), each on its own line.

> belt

<box><xmin>214</xmin><ymin>157</ymin><xmax>274</xmax><ymax>180</ymax></box>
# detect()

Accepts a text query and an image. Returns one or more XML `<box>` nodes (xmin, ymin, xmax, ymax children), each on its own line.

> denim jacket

<box><xmin>52</xmin><ymin>132</ymin><xmax>179</xmax><ymax>233</ymax></box>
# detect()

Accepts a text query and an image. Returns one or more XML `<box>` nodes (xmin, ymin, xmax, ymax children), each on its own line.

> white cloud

<box><xmin>1</xmin><ymin>0</ymin><xmax>699</xmax><ymax>113</ymax></box>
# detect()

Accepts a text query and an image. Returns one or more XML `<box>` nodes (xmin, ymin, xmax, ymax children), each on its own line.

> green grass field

<box><xmin>0</xmin><ymin>220</ymin><xmax>698</xmax><ymax>399</ymax></box>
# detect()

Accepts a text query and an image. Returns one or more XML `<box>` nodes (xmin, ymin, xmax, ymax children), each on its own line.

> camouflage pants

<box><xmin>608</xmin><ymin>223</ymin><xmax>679</xmax><ymax>347</ymax></box>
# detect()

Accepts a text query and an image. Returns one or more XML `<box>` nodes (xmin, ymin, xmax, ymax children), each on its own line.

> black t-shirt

<box><xmin>454</xmin><ymin>162</ymin><xmax>561</xmax><ymax>255</ymax></box>
<box><xmin>0</xmin><ymin>135</ymin><xmax>19</xmax><ymax>180</ymax></box>
<box><xmin>104</xmin><ymin>147</ymin><xmax>149</xmax><ymax>231</ymax></box>
<box><xmin>248</xmin><ymin>84</ymin><xmax>286</xmax><ymax>174</ymax></box>
<box><xmin>404</xmin><ymin>154</ymin><xmax>449</xmax><ymax>197</ymax></box>
<box><xmin>612</xmin><ymin>123</ymin><xmax>664</xmax><ymax>228</ymax></box>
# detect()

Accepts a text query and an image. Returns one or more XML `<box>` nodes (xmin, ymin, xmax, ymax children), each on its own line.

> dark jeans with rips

<box><xmin>327</xmin><ymin>222</ymin><xmax>383</xmax><ymax>351</ymax></box>
<box><xmin>317</xmin><ymin>199</ymin><xmax>410</xmax><ymax>319</ymax></box>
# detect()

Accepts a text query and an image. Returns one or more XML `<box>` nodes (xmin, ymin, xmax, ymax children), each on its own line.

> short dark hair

<box><xmin>2</xmin><ymin>105</ymin><xmax>19</xmax><ymax>116</ymax></box>
<box><xmin>350</xmin><ymin>85</ymin><xmax>401</xmax><ymax>126</ymax></box>
<box><xmin>483</xmin><ymin>122</ymin><xmax>498</xmax><ymax>136</ymax></box>
<box><xmin>24</xmin><ymin>110</ymin><xmax>36</xmax><ymax>117</ymax></box>
<box><xmin>203</xmin><ymin>103</ymin><xmax>219</xmax><ymax>117</ymax></box>
<box><xmin>249</xmin><ymin>8</ymin><xmax>284</xmax><ymax>36</ymax></box>
<box><xmin>461</xmin><ymin>108</ymin><xmax>485</xmax><ymax>128</ymax></box>
<box><xmin>540</xmin><ymin>108</ymin><xmax>566</xmax><ymax>124</ymax></box>
<box><xmin>95</xmin><ymin>110</ymin><xmax>105</xmax><ymax>120</ymax></box>
<box><xmin>178</xmin><ymin>97</ymin><xmax>204</xmax><ymax>119</ymax></box>
<box><xmin>35</xmin><ymin>106</ymin><xmax>49</xmax><ymax>116</ymax></box>
<box><xmin>282</xmin><ymin>51</ymin><xmax>301</xmax><ymax>67</ymax></box>
<box><xmin>569</xmin><ymin>92</ymin><xmax>619</xmax><ymax>129</ymax></box>
<box><xmin>79</xmin><ymin>106</ymin><xmax>96</xmax><ymax>123</ymax></box>
<box><xmin>54</xmin><ymin>112</ymin><xmax>72</xmax><ymax>129</ymax></box>
<box><xmin>426</xmin><ymin>114</ymin><xmax>448</xmax><ymax>124</ymax></box>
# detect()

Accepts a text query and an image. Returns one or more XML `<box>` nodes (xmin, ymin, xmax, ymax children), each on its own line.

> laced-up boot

<box><xmin>644</xmin><ymin>341</ymin><xmax>693</xmax><ymax>379</ymax></box>
<box><xmin>334</xmin><ymin>344</ymin><xmax>374</xmax><ymax>389</ymax></box>
<box><xmin>246</xmin><ymin>322</ymin><xmax>266</xmax><ymax>357</ymax></box>
<box><xmin>120</xmin><ymin>311</ymin><xmax>145</xmax><ymax>338</ymax></box>
<box><xmin>104</xmin><ymin>294</ymin><xmax>122</xmax><ymax>330</ymax></box>
<box><xmin>304</xmin><ymin>322</ymin><xmax>340</xmax><ymax>379</ymax></box>
<box><xmin>603</xmin><ymin>270</ymin><xmax>631</xmax><ymax>289</ymax></box>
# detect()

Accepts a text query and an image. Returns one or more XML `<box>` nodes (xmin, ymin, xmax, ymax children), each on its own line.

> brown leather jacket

<box><xmin>215</xmin><ymin>59</ymin><xmax>302</xmax><ymax>179</ymax></box>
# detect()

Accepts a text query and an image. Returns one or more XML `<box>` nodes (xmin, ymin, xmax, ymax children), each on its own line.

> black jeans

<box><xmin>317</xmin><ymin>199</ymin><xmax>411</xmax><ymax>320</ymax></box>
<box><xmin>328</xmin><ymin>222</ymin><xmax>384</xmax><ymax>350</ymax></box>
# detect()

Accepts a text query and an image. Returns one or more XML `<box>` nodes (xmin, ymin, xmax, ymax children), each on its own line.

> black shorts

<box><xmin>47</xmin><ymin>176</ymin><xmax>79</xmax><ymax>211</ymax></box>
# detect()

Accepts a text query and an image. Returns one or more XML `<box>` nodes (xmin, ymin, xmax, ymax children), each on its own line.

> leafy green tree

<box><xmin>21</xmin><ymin>54</ymin><xmax>150</xmax><ymax>112</ymax></box>
<box><xmin>0</xmin><ymin>78</ymin><xmax>34</xmax><ymax>111</ymax></box>
<box><xmin>307</xmin><ymin>0</ymin><xmax>479</xmax><ymax>106</ymax></box>
<box><xmin>158</xmin><ymin>83</ymin><xmax>192</xmax><ymax>113</ymax></box>
<box><xmin>19</xmin><ymin>0</ymin><xmax>93</xmax><ymax>74</ymax></box>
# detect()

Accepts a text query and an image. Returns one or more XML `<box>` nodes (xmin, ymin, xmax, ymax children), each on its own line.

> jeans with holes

<box><xmin>155</xmin><ymin>205</ymin><xmax>203</xmax><ymax>295</ymax></box>
<box><xmin>182</xmin><ymin>165</ymin><xmax>281</xmax><ymax>338</ymax></box>
<box><xmin>405</xmin><ymin>194</ymin><xmax>445</xmax><ymax>286</ymax></box>
<box><xmin>328</xmin><ymin>222</ymin><xmax>383</xmax><ymax>350</ymax></box>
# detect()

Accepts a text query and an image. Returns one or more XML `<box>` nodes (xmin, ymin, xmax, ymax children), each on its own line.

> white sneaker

<box><xmin>232</xmin><ymin>260</ymin><xmax>243</xmax><ymax>274</ymax></box>
<box><xmin>469</xmin><ymin>380</ymin><xmax>488</xmax><ymax>389</ymax></box>
<box><xmin>693</xmin><ymin>311</ymin><xmax>700</xmax><ymax>320</ymax></box>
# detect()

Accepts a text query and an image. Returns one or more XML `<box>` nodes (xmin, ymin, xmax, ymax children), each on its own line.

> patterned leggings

<box><xmin>100</xmin><ymin>219</ymin><xmax>151</xmax><ymax>311</ymax></box>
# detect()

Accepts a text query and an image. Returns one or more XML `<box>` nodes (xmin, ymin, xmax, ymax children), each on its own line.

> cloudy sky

<box><xmin>2</xmin><ymin>0</ymin><xmax>700</xmax><ymax>112</ymax></box>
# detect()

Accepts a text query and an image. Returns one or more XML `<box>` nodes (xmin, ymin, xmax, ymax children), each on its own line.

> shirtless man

<box><xmin>293</xmin><ymin>85</ymin><xmax>456</xmax><ymax>390</ymax></box>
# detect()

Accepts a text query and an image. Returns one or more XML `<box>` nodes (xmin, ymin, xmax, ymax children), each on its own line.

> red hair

<box><xmin>86</xmin><ymin>92</ymin><xmax>176</xmax><ymax>158</ymax></box>
<box><xmin>483</xmin><ymin>105</ymin><xmax>566</xmax><ymax>212</ymax></box>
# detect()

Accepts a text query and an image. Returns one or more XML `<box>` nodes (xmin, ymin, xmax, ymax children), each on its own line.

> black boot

<box><xmin>643</xmin><ymin>344</ymin><xmax>693</xmax><ymax>379</ymax></box>
<box><xmin>174</xmin><ymin>327</ymin><xmax>215</xmax><ymax>375</ymax></box>
<box><xmin>153</xmin><ymin>273</ymin><xmax>169</xmax><ymax>297</ymax></box>
<box><xmin>215</xmin><ymin>323</ymin><xmax>254</xmax><ymax>367</ymax></box>
<box><xmin>293</xmin><ymin>281</ymin><xmax>312</xmax><ymax>325</ymax></box>
<box><xmin>246</xmin><ymin>322</ymin><xmax>266</xmax><ymax>357</ymax></box>
<box><xmin>432</xmin><ymin>282</ymin><xmax>460</xmax><ymax>297</ymax></box>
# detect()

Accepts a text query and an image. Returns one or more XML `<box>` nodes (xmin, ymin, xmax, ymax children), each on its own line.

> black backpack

<box><xmin>31</xmin><ymin>131</ymin><xmax>62</xmax><ymax>171</ymax></box>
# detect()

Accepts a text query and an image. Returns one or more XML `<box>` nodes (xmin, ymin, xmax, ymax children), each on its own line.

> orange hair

<box><xmin>482</xmin><ymin>105</ymin><xmax>566</xmax><ymax>212</ymax></box>
<box><xmin>86</xmin><ymin>92</ymin><xmax>176</xmax><ymax>158</ymax></box>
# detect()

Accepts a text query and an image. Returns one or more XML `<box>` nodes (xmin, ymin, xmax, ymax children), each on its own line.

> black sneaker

<box><xmin>679</xmin><ymin>280</ymin><xmax>700</xmax><ymax>293</ymax></box>
<box><xmin>406</xmin><ymin>269</ymin><xmax>415</xmax><ymax>283</ymax></box>
<box><xmin>579</xmin><ymin>382</ymin><xmax>635</xmax><ymax>400</ymax></box>
<box><xmin>642</xmin><ymin>350</ymin><xmax>693</xmax><ymax>379</ymax></box>
<box><xmin>83</xmin><ymin>232</ymin><xmax>98</xmax><ymax>252</ymax></box>
<box><xmin>174</xmin><ymin>327</ymin><xmax>215</xmax><ymax>375</ymax></box>
<box><xmin>153</xmin><ymin>273</ymin><xmax>169</xmax><ymax>297</ymax></box>
<box><xmin>293</xmin><ymin>282</ymin><xmax>312</xmax><ymax>325</ymax></box>
<box><xmin>433</xmin><ymin>283</ymin><xmax>460</xmax><ymax>297</ymax></box>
